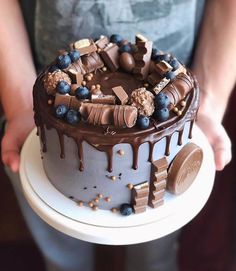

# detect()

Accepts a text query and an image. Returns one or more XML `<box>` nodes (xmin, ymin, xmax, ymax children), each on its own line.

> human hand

<box><xmin>1</xmin><ymin>108</ymin><xmax>34</xmax><ymax>172</ymax></box>
<box><xmin>196</xmin><ymin>95</ymin><xmax>232</xmax><ymax>171</ymax></box>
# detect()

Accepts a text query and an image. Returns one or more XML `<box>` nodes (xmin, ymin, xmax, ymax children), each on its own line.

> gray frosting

<box><xmin>43</xmin><ymin>122</ymin><xmax>191</xmax><ymax>210</ymax></box>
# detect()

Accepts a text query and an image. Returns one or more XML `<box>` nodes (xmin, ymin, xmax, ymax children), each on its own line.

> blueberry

<box><xmin>119</xmin><ymin>44</ymin><xmax>132</xmax><ymax>53</ymax></box>
<box><xmin>164</xmin><ymin>71</ymin><xmax>176</xmax><ymax>81</ymax></box>
<box><xmin>56</xmin><ymin>81</ymin><xmax>71</xmax><ymax>94</ymax></box>
<box><xmin>136</xmin><ymin>116</ymin><xmax>150</xmax><ymax>130</ymax></box>
<box><xmin>110</xmin><ymin>34</ymin><xmax>123</xmax><ymax>46</ymax></box>
<box><xmin>69</xmin><ymin>49</ymin><xmax>80</xmax><ymax>62</ymax></box>
<box><xmin>56</xmin><ymin>54</ymin><xmax>71</xmax><ymax>69</ymax></box>
<box><xmin>153</xmin><ymin>108</ymin><xmax>170</xmax><ymax>122</ymax></box>
<box><xmin>75</xmin><ymin>86</ymin><xmax>90</xmax><ymax>100</ymax></box>
<box><xmin>120</xmin><ymin>204</ymin><xmax>133</xmax><ymax>216</ymax></box>
<box><xmin>153</xmin><ymin>53</ymin><xmax>171</xmax><ymax>63</ymax></box>
<box><xmin>48</xmin><ymin>65</ymin><xmax>60</xmax><ymax>73</ymax></box>
<box><xmin>66</xmin><ymin>109</ymin><xmax>80</xmax><ymax>124</ymax></box>
<box><xmin>55</xmin><ymin>105</ymin><xmax>68</xmax><ymax>119</ymax></box>
<box><xmin>151</xmin><ymin>48</ymin><xmax>162</xmax><ymax>59</ymax></box>
<box><xmin>169</xmin><ymin>58</ymin><xmax>180</xmax><ymax>71</ymax></box>
<box><xmin>155</xmin><ymin>93</ymin><xmax>170</xmax><ymax>109</ymax></box>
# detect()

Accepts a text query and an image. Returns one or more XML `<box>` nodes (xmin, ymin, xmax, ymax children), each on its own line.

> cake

<box><xmin>33</xmin><ymin>34</ymin><xmax>203</xmax><ymax>216</ymax></box>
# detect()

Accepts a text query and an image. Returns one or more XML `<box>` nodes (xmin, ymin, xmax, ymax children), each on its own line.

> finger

<box><xmin>2</xmin><ymin>150</ymin><xmax>20</xmax><ymax>172</ymax></box>
<box><xmin>212</xmin><ymin>129</ymin><xmax>232</xmax><ymax>171</ymax></box>
<box><xmin>1</xmin><ymin>133</ymin><xmax>21</xmax><ymax>172</ymax></box>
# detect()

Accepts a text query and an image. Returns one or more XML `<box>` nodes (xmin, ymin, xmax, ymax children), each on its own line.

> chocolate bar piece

<box><xmin>112</xmin><ymin>86</ymin><xmax>129</xmax><ymax>105</ymax></box>
<box><xmin>148</xmin><ymin>157</ymin><xmax>168</xmax><ymax>209</ymax></box>
<box><xmin>100</xmin><ymin>43</ymin><xmax>119</xmax><ymax>72</ymax></box>
<box><xmin>174</xmin><ymin>64</ymin><xmax>187</xmax><ymax>76</ymax></box>
<box><xmin>95</xmin><ymin>35</ymin><xmax>109</xmax><ymax>50</ymax></box>
<box><xmin>80</xmin><ymin>103</ymin><xmax>137</xmax><ymax>128</ymax></box>
<box><xmin>54</xmin><ymin>93</ymin><xmax>88</xmax><ymax>110</ymax></box>
<box><xmin>131</xmin><ymin>181</ymin><xmax>149</xmax><ymax>214</ymax></box>
<box><xmin>67</xmin><ymin>69</ymin><xmax>83</xmax><ymax>85</ymax></box>
<box><xmin>162</xmin><ymin>73</ymin><xmax>193</xmax><ymax>106</ymax></box>
<box><xmin>133</xmin><ymin>34</ymin><xmax>153</xmax><ymax>80</ymax></box>
<box><xmin>152</xmin><ymin>77</ymin><xmax>170</xmax><ymax>95</ymax></box>
<box><xmin>73</xmin><ymin>39</ymin><xmax>97</xmax><ymax>56</ymax></box>
<box><xmin>91</xmin><ymin>94</ymin><xmax>116</xmax><ymax>104</ymax></box>
<box><xmin>81</xmin><ymin>52</ymin><xmax>104</xmax><ymax>73</ymax></box>
<box><xmin>154</xmin><ymin>61</ymin><xmax>172</xmax><ymax>75</ymax></box>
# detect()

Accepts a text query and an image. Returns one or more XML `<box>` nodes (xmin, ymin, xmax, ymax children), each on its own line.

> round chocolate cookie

<box><xmin>167</xmin><ymin>143</ymin><xmax>203</xmax><ymax>195</ymax></box>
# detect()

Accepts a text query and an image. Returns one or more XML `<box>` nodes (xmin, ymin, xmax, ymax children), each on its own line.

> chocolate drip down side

<box><xmin>33</xmin><ymin>71</ymin><xmax>199</xmax><ymax>173</ymax></box>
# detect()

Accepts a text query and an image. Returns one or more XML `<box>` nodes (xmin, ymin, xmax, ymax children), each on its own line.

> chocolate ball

<box><xmin>119</xmin><ymin>52</ymin><xmax>135</xmax><ymax>72</ymax></box>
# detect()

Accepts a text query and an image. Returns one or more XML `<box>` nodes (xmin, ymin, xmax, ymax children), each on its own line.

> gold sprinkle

<box><xmin>111</xmin><ymin>176</ymin><xmax>116</xmax><ymax>181</ymax></box>
<box><xmin>94</xmin><ymin>198</ymin><xmax>99</xmax><ymax>203</ymax></box>
<box><xmin>127</xmin><ymin>183</ymin><xmax>134</xmax><ymax>190</ymax></box>
<box><xmin>82</xmin><ymin>81</ymin><xmax>86</xmax><ymax>86</ymax></box>
<box><xmin>102</xmin><ymin>66</ymin><xmax>107</xmax><ymax>72</ymax></box>
<box><xmin>47</xmin><ymin>99</ymin><xmax>53</xmax><ymax>105</ymax></box>
<box><xmin>86</xmin><ymin>75</ymin><xmax>92</xmax><ymax>81</ymax></box>
<box><xmin>88</xmin><ymin>201</ymin><xmax>94</xmax><ymax>208</ymax></box>
<box><xmin>173</xmin><ymin>107</ymin><xmax>178</xmax><ymax>112</ymax></box>
<box><xmin>105</xmin><ymin>197</ymin><xmax>111</xmax><ymax>202</ymax></box>
<box><xmin>77</xmin><ymin>201</ymin><xmax>83</xmax><ymax>207</ymax></box>
<box><xmin>177</xmin><ymin>110</ymin><xmax>182</xmax><ymax>116</ymax></box>
<box><xmin>111</xmin><ymin>208</ymin><xmax>118</xmax><ymax>213</ymax></box>
<box><xmin>180</xmin><ymin>100</ymin><xmax>186</xmax><ymax>107</ymax></box>
<box><xmin>92</xmin><ymin>205</ymin><xmax>98</xmax><ymax>211</ymax></box>
<box><xmin>98</xmin><ymin>193</ymin><xmax>103</xmax><ymax>199</ymax></box>
<box><xmin>117</xmin><ymin>149</ymin><xmax>125</xmax><ymax>156</ymax></box>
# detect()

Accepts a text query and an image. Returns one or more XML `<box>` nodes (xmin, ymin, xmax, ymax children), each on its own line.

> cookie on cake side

<box><xmin>33</xmin><ymin>34</ymin><xmax>203</xmax><ymax>216</ymax></box>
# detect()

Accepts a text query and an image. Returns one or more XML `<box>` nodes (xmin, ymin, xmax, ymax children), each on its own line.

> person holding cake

<box><xmin>0</xmin><ymin>1</ymin><xmax>235</xmax><ymax>271</ymax></box>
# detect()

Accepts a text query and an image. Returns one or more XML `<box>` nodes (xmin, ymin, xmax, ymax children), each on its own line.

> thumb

<box><xmin>1</xmin><ymin>133</ymin><xmax>21</xmax><ymax>172</ymax></box>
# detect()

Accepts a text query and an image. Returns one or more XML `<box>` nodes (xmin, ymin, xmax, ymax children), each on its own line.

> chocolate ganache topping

<box><xmin>33</xmin><ymin>34</ymin><xmax>200</xmax><ymax>173</ymax></box>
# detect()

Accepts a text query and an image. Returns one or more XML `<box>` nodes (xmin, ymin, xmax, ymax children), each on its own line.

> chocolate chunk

<box><xmin>95</xmin><ymin>35</ymin><xmax>109</xmax><ymax>50</ymax></box>
<box><xmin>91</xmin><ymin>94</ymin><xmax>116</xmax><ymax>104</ymax></box>
<box><xmin>147</xmin><ymin>72</ymin><xmax>162</xmax><ymax>86</ymax></box>
<box><xmin>81</xmin><ymin>52</ymin><xmax>104</xmax><ymax>73</ymax></box>
<box><xmin>100</xmin><ymin>43</ymin><xmax>119</xmax><ymax>72</ymax></box>
<box><xmin>67</xmin><ymin>69</ymin><xmax>83</xmax><ymax>85</ymax></box>
<box><xmin>73</xmin><ymin>39</ymin><xmax>97</xmax><ymax>56</ymax></box>
<box><xmin>167</xmin><ymin>143</ymin><xmax>203</xmax><ymax>195</ymax></box>
<box><xmin>112</xmin><ymin>86</ymin><xmax>129</xmax><ymax>105</ymax></box>
<box><xmin>69</xmin><ymin>59</ymin><xmax>86</xmax><ymax>75</ymax></box>
<box><xmin>54</xmin><ymin>94</ymin><xmax>71</xmax><ymax>108</ymax></box>
<box><xmin>70</xmin><ymin>84</ymin><xmax>80</xmax><ymax>95</ymax></box>
<box><xmin>119</xmin><ymin>52</ymin><xmax>135</xmax><ymax>72</ymax></box>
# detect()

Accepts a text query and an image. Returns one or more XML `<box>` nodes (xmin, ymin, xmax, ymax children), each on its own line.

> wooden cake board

<box><xmin>19</xmin><ymin>126</ymin><xmax>215</xmax><ymax>245</ymax></box>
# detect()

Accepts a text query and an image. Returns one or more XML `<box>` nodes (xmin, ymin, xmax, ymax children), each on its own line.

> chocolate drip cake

<box><xmin>33</xmin><ymin>34</ymin><xmax>203</xmax><ymax>215</ymax></box>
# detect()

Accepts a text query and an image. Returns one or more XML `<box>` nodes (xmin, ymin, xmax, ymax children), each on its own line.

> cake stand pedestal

<box><xmin>19</xmin><ymin>126</ymin><xmax>215</xmax><ymax>245</ymax></box>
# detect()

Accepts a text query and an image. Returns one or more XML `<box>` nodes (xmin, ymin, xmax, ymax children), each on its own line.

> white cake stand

<box><xmin>19</xmin><ymin>126</ymin><xmax>215</xmax><ymax>245</ymax></box>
